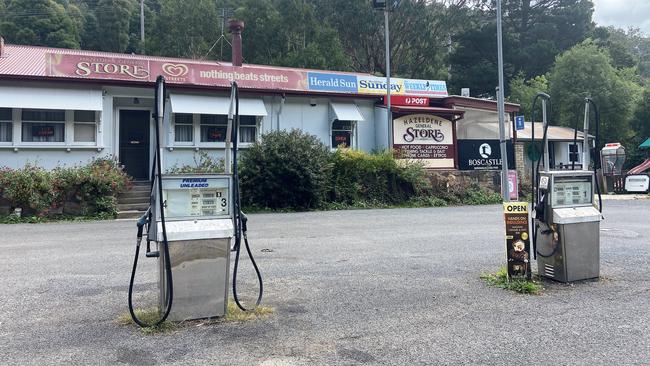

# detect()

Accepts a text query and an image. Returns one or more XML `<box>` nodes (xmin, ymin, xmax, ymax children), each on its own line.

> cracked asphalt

<box><xmin>1</xmin><ymin>200</ymin><xmax>649</xmax><ymax>365</ymax></box>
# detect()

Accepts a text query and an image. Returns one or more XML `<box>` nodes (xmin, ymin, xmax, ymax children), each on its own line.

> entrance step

<box><xmin>117</xmin><ymin>181</ymin><xmax>151</xmax><ymax>219</ymax></box>
<box><xmin>117</xmin><ymin>210</ymin><xmax>147</xmax><ymax>220</ymax></box>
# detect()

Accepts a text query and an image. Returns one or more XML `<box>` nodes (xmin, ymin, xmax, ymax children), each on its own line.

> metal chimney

<box><xmin>229</xmin><ymin>19</ymin><xmax>244</xmax><ymax>67</ymax></box>
<box><xmin>0</xmin><ymin>37</ymin><xmax>4</xmax><ymax>57</ymax></box>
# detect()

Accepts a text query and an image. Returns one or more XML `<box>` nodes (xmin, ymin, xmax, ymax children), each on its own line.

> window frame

<box><xmin>0</xmin><ymin>107</ymin><xmax>12</xmax><ymax>145</ymax></box>
<box><xmin>568</xmin><ymin>143</ymin><xmax>582</xmax><ymax>164</ymax></box>
<box><xmin>20</xmin><ymin>109</ymin><xmax>67</xmax><ymax>145</ymax></box>
<box><xmin>330</xmin><ymin>119</ymin><xmax>356</xmax><ymax>150</ymax></box>
<box><xmin>170</xmin><ymin>113</ymin><xmax>259</xmax><ymax>147</ymax></box>
<box><xmin>72</xmin><ymin>110</ymin><xmax>99</xmax><ymax>146</ymax></box>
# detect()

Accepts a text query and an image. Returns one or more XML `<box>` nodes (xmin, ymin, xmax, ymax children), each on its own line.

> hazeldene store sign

<box><xmin>392</xmin><ymin>114</ymin><xmax>455</xmax><ymax>169</ymax></box>
<box><xmin>45</xmin><ymin>52</ymin><xmax>448</xmax><ymax>97</ymax></box>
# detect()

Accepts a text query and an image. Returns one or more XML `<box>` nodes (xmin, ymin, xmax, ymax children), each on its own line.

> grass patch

<box><xmin>117</xmin><ymin>300</ymin><xmax>274</xmax><ymax>334</ymax></box>
<box><xmin>480</xmin><ymin>266</ymin><xmax>543</xmax><ymax>295</ymax></box>
<box><xmin>0</xmin><ymin>213</ymin><xmax>115</xmax><ymax>224</ymax></box>
<box><xmin>224</xmin><ymin>300</ymin><xmax>274</xmax><ymax>322</ymax></box>
<box><xmin>116</xmin><ymin>308</ymin><xmax>177</xmax><ymax>335</ymax></box>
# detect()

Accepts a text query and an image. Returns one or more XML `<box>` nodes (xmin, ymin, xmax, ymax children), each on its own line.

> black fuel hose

<box><xmin>230</xmin><ymin>82</ymin><xmax>264</xmax><ymax>311</ymax></box>
<box><xmin>586</xmin><ymin>98</ymin><xmax>603</xmax><ymax>214</ymax></box>
<box><xmin>128</xmin><ymin>76</ymin><xmax>173</xmax><ymax>327</ymax></box>
<box><xmin>530</xmin><ymin>92</ymin><xmax>551</xmax><ymax>260</ymax></box>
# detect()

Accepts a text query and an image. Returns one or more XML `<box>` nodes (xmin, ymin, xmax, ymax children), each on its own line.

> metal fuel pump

<box><xmin>530</xmin><ymin>93</ymin><xmax>603</xmax><ymax>282</ymax></box>
<box><xmin>127</xmin><ymin>77</ymin><xmax>263</xmax><ymax>327</ymax></box>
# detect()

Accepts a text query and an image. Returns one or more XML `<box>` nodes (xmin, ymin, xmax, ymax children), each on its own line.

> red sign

<box><xmin>384</xmin><ymin>95</ymin><xmax>429</xmax><ymax>106</ymax></box>
<box><xmin>46</xmin><ymin>53</ymin><xmax>307</xmax><ymax>91</ymax></box>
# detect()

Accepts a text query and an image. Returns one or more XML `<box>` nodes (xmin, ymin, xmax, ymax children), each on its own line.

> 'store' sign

<box><xmin>392</xmin><ymin>114</ymin><xmax>455</xmax><ymax>168</ymax></box>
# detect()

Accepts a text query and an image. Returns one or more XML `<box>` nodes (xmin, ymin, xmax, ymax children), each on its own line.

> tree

<box><xmin>508</xmin><ymin>73</ymin><xmax>549</xmax><ymax>118</ymax></box>
<box><xmin>0</xmin><ymin>0</ymin><xmax>81</xmax><ymax>48</ymax></box>
<box><xmin>147</xmin><ymin>0</ymin><xmax>219</xmax><ymax>59</ymax></box>
<box><xmin>627</xmin><ymin>88</ymin><xmax>650</xmax><ymax>167</ymax></box>
<box><xmin>94</xmin><ymin>0</ymin><xmax>135</xmax><ymax>53</ymax></box>
<box><xmin>449</xmin><ymin>0</ymin><xmax>595</xmax><ymax>96</ymax></box>
<box><xmin>317</xmin><ymin>0</ymin><xmax>467</xmax><ymax>78</ymax></box>
<box><xmin>548</xmin><ymin>41</ymin><xmax>640</xmax><ymax>148</ymax></box>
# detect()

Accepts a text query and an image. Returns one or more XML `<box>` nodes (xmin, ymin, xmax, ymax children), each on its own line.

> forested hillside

<box><xmin>0</xmin><ymin>0</ymin><xmax>648</xmax><ymax>164</ymax></box>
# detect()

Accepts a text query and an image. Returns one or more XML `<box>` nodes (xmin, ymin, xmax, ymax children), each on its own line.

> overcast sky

<box><xmin>593</xmin><ymin>0</ymin><xmax>650</xmax><ymax>34</ymax></box>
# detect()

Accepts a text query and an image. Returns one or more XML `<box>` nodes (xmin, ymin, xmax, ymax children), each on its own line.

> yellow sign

<box><xmin>503</xmin><ymin>202</ymin><xmax>528</xmax><ymax>214</ymax></box>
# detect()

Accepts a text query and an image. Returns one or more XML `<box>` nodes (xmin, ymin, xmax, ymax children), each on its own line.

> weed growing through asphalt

<box><xmin>480</xmin><ymin>266</ymin><xmax>543</xmax><ymax>295</ymax></box>
<box><xmin>117</xmin><ymin>300</ymin><xmax>274</xmax><ymax>335</ymax></box>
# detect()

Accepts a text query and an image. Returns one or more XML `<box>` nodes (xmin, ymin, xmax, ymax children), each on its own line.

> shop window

<box><xmin>331</xmin><ymin>119</ymin><xmax>353</xmax><ymax>148</ymax></box>
<box><xmin>174</xmin><ymin>113</ymin><xmax>193</xmax><ymax>143</ymax></box>
<box><xmin>239</xmin><ymin>116</ymin><xmax>257</xmax><ymax>143</ymax></box>
<box><xmin>21</xmin><ymin>109</ymin><xmax>65</xmax><ymax>143</ymax></box>
<box><xmin>200</xmin><ymin>114</ymin><xmax>227</xmax><ymax>142</ymax></box>
<box><xmin>0</xmin><ymin>108</ymin><xmax>11</xmax><ymax>143</ymax></box>
<box><xmin>73</xmin><ymin>110</ymin><xmax>97</xmax><ymax>143</ymax></box>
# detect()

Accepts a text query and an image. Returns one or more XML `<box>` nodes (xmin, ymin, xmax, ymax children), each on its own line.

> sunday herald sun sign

<box><xmin>393</xmin><ymin>114</ymin><xmax>455</xmax><ymax>169</ymax></box>
<box><xmin>45</xmin><ymin>52</ymin><xmax>448</xmax><ymax>97</ymax></box>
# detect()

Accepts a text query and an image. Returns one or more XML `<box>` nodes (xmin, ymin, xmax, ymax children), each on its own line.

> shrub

<box><xmin>239</xmin><ymin>129</ymin><xmax>332</xmax><ymax>210</ymax></box>
<box><xmin>0</xmin><ymin>158</ymin><xmax>131</xmax><ymax>217</ymax></box>
<box><xmin>329</xmin><ymin>149</ymin><xmax>431</xmax><ymax>205</ymax></box>
<box><xmin>167</xmin><ymin>150</ymin><xmax>224</xmax><ymax>174</ymax></box>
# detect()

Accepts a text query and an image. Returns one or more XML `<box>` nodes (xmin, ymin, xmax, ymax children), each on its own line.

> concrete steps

<box><xmin>117</xmin><ymin>181</ymin><xmax>151</xmax><ymax>219</ymax></box>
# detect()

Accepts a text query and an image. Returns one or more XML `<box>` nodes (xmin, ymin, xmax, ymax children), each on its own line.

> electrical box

<box><xmin>536</xmin><ymin>171</ymin><xmax>601</xmax><ymax>282</ymax></box>
<box><xmin>150</xmin><ymin>174</ymin><xmax>233</xmax><ymax>321</ymax></box>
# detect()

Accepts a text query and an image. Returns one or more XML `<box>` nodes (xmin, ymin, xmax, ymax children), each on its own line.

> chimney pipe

<box><xmin>229</xmin><ymin>19</ymin><xmax>244</xmax><ymax>67</ymax></box>
<box><xmin>0</xmin><ymin>37</ymin><xmax>4</xmax><ymax>57</ymax></box>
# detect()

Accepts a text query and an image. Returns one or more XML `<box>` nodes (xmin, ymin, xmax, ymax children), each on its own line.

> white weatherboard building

<box><xmin>0</xmin><ymin>31</ymin><xmax>520</xmax><ymax>181</ymax></box>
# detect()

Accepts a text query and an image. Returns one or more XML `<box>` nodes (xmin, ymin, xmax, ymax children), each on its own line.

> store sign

<box><xmin>392</xmin><ymin>114</ymin><xmax>455</xmax><ymax>169</ymax></box>
<box><xmin>383</xmin><ymin>95</ymin><xmax>429</xmax><ymax>106</ymax></box>
<box><xmin>457</xmin><ymin>140</ymin><xmax>515</xmax><ymax>170</ymax></box>
<box><xmin>46</xmin><ymin>52</ymin><xmax>448</xmax><ymax>97</ymax></box>
<box><xmin>503</xmin><ymin>202</ymin><xmax>531</xmax><ymax>280</ymax></box>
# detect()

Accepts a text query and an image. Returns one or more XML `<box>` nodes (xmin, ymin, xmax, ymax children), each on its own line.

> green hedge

<box><xmin>0</xmin><ymin>158</ymin><xmax>131</xmax><ymax>217</ymax></box>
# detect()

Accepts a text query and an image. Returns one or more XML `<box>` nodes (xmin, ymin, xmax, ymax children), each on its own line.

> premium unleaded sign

<box><xmin>392</xmin><ymin>114</ymin><xmax>455</xmax><ymax>168</ymax></box>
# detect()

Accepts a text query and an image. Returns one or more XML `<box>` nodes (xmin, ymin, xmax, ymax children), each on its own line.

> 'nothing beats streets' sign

<box><xmin>393</xmin><ymin>114</ymin><xmax>455</xmax><ymax>169</ymax></box>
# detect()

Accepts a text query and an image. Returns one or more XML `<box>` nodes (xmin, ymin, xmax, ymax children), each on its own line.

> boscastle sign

<box><xmin>392</xmin><ymin>114</ymin><xmax>455</xmax><ymax>168</ymax></box>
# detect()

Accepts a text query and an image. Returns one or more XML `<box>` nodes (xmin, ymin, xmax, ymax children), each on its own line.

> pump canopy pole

<box><xmin>496</xmin><ymin>0</ymin><xmax>509</xmax><ymax>201</ymax></box>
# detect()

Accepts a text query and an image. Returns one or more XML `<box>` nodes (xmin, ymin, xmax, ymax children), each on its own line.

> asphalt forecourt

<box><xmin>1</xmin><ymin>201</ymin><xmax>648</xmax><ymax>365</ymax></box>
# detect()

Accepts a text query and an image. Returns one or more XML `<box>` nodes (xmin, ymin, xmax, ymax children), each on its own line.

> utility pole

<box><xmin>496</xmin><ymin>0</ymin><xmax>510</xmax><ymax>202</ymax></box>
<box><xmin>140</xmin><ymin>0</ymin><xmax>145</xmax><ymax>54</ymax></box>
<box><xmin>384</xmin><ymin>9</ymin><xmax>392</xmax><ymax>148</ymax></box>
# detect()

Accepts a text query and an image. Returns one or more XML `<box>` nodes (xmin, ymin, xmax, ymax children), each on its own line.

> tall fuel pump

<box><xmin>128</xmin><ymin>77</ymin><xmax>263</xmax><ymax>326</ymax></box>
<box><xmin>530</xmin><ymin>93</ymin><xmax>603</xmax><ymax>282</ymax></box>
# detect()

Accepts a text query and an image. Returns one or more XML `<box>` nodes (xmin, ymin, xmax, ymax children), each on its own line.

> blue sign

<box><xmin>515</xmin><ymin>115</ymin><xmax>525</xmax><ymax>131</ymax></box>
<box><xmin>307</xmin><ymin>72</ymin><xmax>357</xmax><ymax>92</ymax></box>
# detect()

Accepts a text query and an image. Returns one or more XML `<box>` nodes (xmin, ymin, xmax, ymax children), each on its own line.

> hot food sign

<box><xmin>393</xmin><ymin>114</ymin><xmax>455</xmax><ymax>169</ymax></box>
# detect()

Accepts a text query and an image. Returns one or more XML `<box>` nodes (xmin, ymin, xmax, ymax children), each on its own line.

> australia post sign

<box><xmin>45</xmin><ymin>52</ymin><xmax>448</xmax><ymax>97</ymax></box>
<box><xmin>392</xmin><ymin>114</ymin><xmax>455</xmax><ymax>169</ymax></box>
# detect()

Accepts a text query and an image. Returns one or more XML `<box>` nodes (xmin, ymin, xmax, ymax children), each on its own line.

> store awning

<box><xmin>389</xmin><ymin>105</ymin><xmax>465</xmax><ymax>117</ymax></box>
<box><xmin>330</xmin><ymin>102</ymin><xmax>364</xmax><ymax>121</ymax></box>
<box><xmin>0</xmin><ymin>86</ymin><xmax>102</xmax><ymax>111</ymax></box>
<box><xmin>170</xmin><ymin>94</ymin><xmax>267</xmax><ymax>116</ymax></box>
<box><xmin>639</xmin><ymin>137</ymin><xmax>650</xmax><ymax>149</ymax></box>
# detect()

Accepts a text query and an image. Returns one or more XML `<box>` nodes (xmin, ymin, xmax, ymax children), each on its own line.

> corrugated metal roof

<box><xmin>517</xmin><ymin>122</ymin><xmax>591</xmax><ymax>141</ymax></box>
<box><xmin>0</xmin><ymin>44</ymin><xmax>373</xmax><ymax>78</ymax></box>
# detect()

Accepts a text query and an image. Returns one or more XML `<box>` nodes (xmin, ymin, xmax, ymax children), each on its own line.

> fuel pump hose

<box><xmin>230</xmin><ymin>82</ymin><xmax>264</xmax><ymax>311</ymax></box>
<box><xmin>127</xmin><ymin>76</ymin><xmax>174</xmax><ymax>328</ymax></box>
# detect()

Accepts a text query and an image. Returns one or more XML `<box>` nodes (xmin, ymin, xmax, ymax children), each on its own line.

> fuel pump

<box><xmin>127</xmin><ymin>77</ymin><xmax>263</xmax><ymax>327</ymax></box>
<box><xmin>530</xmin><ymin>94</ymin><xmax>603</xmax><ymax>282</ymax></box>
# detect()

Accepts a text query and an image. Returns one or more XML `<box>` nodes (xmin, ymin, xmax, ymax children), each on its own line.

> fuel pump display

<box><xmin>530</xmin><ymin>94</ymin><xmax>603</xmax><ymax>283</ymax></box>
